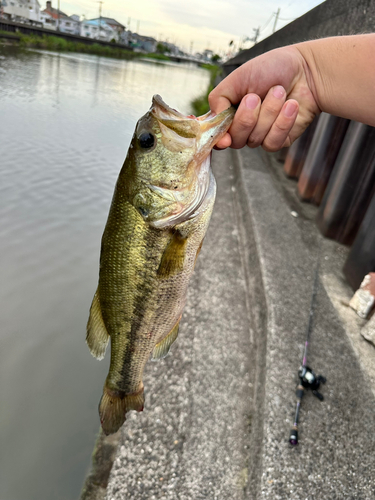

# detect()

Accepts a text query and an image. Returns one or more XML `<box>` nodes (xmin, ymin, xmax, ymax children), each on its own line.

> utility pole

<box><xmin>98</xmin><ymin>1</ymin><xmax>103</xmax><ymax>38</ymax></box>
<box><xmin>273</xmin><ymin>8</ymin><xmax>280</xmax><ymax>33</ymax></box>
<box><xmin>252</xmin><ymin>26</ymin><xmax>260</xmax><ymax>44</ymax></box>
<box><xmin>57</xmin><ymin>0</ymin><xmax>60</xmax><ymax>31</ymax></box>
<box><xmin>128</xmin><ymin>17</ymin><xmax>131</xmax><ymax>30</ymax></box>
<box><xmin>190</xmin><ymin>40</ymin><xmax>193</xmax><ymax>55</ymax></box>
<box><xmin>136</xmin><ymin>20</ymin><xmax>140</xmax><ymax>33</ymax></box>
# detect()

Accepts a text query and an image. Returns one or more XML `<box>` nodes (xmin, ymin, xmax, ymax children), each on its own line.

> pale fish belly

<box><xmin>148</xmin><ymin>171</ymin><xmax>217</xmax><ymax>346</ymax></box>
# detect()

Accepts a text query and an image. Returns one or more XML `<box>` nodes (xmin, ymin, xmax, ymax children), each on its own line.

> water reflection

<box><xmin>0</xmin><ymin>47</ymin><xmax>210</xmax><ymax>500</ymax></box>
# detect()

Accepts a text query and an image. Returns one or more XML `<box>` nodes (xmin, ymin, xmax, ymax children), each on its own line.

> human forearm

<box><xmin>296</xmin><ymin>34</ymin><xmax>375</xmax><ymax>126</ymax></box>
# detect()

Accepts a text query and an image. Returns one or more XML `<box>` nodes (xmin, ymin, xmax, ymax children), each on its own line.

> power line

<box><xmin>283</xmin><ymin>0</ymin><xmax>299</xmax><ymax>10</ymax></box>
<box><xmin>260</xmin><ymin>12</ymin><xmax>275</xmax><ymax>33</ymax></box>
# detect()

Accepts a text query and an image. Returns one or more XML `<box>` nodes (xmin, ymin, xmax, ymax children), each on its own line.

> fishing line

<box><xmin>289</xmin><ymin>239</ymin><xmax>326</xmax><ymax>445</ymax></box>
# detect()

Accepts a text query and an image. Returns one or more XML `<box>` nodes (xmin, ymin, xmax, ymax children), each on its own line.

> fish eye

<box><xmin>139</xmin><ymin>132</ymin><xmax>155</xmax><ymax>149</ymax></box>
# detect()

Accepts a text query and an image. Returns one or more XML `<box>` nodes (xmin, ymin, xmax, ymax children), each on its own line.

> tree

<box><xmin>156</xmin><ymin>42</ymin><xmax>170</xmax><ymax>54</ymax></box>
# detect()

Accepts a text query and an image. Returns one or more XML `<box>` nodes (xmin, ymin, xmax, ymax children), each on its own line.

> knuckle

<box><xmin>247</xmin><ymin>135</ymin><xmax>260</xmax><ymax>148</ymax></box>
<box><xmin>273</xmin><ymin>119</ymin><xmax>292</xmax><ymax>133</ymax></box>
<box><xmin>262</xmin><ymin>141</ymin><xmax>279</xmax><ymax>153</ymax></box>
<box><xmin>263</xmin><ymin>104</ymin><xmax>281</xmax><ymax>116</ymax></box>
<box><xmin>236</xmin><ymin>113</ymin><xmax>256</xmax><ymax>129</ymax></box>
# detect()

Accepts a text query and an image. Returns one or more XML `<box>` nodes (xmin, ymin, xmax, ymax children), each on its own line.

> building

<box><xmin>81</xmin><ymin>19</ymin><xmax>118</xmax><ymax>42</ymax></box>
<box><xmin>58</xmin><ymin>15</ymin><xmax>80</xmax><ymax>35</ymax></box>
<box><xmin>161</xmin><ymin>41</ymin><xmax>182</xmax><ymax>56</ymax></box>
<box><xmin>40</xmin><ymin>9</ymin><xmax>56</xmax><ymax>29</ymax></box>
<box><xmin>42</xmin><ymin>1</ymin><xmax>79</xmax><ymax>34</ymax></box>
<box><xmin>202</xmin><ymin>49</ymin><xmax>214</xmax><ymax>61</ymax></box>
<box><xmin>1</xmin><ymin>0</ymin><xmax>41</xmax><ymax>23</ymax></box>
<box><xmin>129</xmin><ymin>33</ymin><xmax>157</xmax><ymax>52</ymax></box>
<box><xmin>88</xmin><ymin>16</ymin><xmax>125</xmax><ymax>36</ymax></box>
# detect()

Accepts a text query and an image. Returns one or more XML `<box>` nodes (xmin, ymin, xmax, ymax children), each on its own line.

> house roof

<box><xmin>83</xmin><ymin>19</ymin><xmax>114</xmax><ymax>31</ymax></box>
<box><xmin>131</xmin><ymin>33</ymin><xmax>157</xmax><ymax>43</ymax></box>
<box><xmin>89</xmin><ymin>17</ymin><xmax>125</xmax><ymax>29</ymax></box>
<box><xmin>43</xmin><ymin>6</ymin><xmax>69</xmax><ymax>19</ymax></box>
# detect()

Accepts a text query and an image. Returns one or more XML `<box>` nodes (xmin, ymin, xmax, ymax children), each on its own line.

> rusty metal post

<box><xmin>316</xmin><ymin>122</ymin><xmax>375</xmax><ymax>246</ymax></box>
<box><xmin>283</xmin><ymin>116</ymin><xmax>319</xmax><ymax>179</ymax></box>
<box><xmin>343</xmin><ymin>193</ymin><xmax>375</xmax><ymax>290</ymax></box>
<box><xmin>298</xmin><ymin>114</ymin><xmax>350</xmax><ymax>204</ymax></box>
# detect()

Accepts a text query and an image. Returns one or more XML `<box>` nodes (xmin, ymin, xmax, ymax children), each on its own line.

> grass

<box><xmin>191</xmin><ymin>63</ymin><xmax>222</xmax><ymax>116</ymax></box>
<box><xmin>15</xmin><ymin>33</ymin><xmax>172</xmax><ymax>61</ymax></box>
<box><xmin>18</xmin><ymin>33</ymin><xmax>140</xmax><ymax>59</ymax></box>
<box><xmin>0</xmin><ymin>29</ymin><xmax>21</xmax><ymax>38</ymax></box>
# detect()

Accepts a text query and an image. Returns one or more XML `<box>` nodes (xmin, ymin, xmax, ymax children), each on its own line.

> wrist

<box><xmin>293</xmin><ymin>41</ymin><xmax>322</xmax><ymax>114</ymax></box>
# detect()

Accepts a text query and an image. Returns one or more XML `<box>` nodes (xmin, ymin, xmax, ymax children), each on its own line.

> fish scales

<box><xmin>87</xmin><ymin>95</ymin><xmax>234</xmax><ymax>435</ymax></box>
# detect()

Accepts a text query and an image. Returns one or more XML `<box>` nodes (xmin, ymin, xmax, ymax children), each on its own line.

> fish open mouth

<box><xmin>144</xmin><ymin>95</ymin><xmax>235</xmax><ymax>229</ymax></box>
<box><xmin>151</xmin><ymin>94</ymin><xmax>234</xmax><ymax>158</ymax></box>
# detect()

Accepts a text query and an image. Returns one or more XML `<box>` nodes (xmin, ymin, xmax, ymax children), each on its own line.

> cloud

<box><xmin>59</xmin><ymin>0</ymin><xmax>325</xmax><ymax>53</ymax></box>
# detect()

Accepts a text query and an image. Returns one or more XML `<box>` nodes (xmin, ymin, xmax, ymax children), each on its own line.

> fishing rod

<box><xmin>289</xmin><ymin>245</ymin><xmax>326</xmax><ymax>446</ymax></box>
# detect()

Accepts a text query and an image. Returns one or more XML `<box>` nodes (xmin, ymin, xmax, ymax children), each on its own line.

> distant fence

<box><xmin>0</xmin><ymin>18</ymin><xmax>133</xmax><ymax>50</ymax></box>
<box><xmin>222</xmin><ymin>0</ymin><xmax>375</xmax><ymax>290</ymax></box>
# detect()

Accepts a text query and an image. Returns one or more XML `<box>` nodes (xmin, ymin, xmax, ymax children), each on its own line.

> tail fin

<box><xmin>99</xmin><ymin>384</ymin><xmax>144</xmax><ymax>435</ymax></box>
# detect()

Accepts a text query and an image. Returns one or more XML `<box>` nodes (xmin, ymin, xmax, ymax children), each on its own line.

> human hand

<box><xmin>208</xmin><ymin>45</ymin><xmax>320</xmax><ymax>151</ymax></box>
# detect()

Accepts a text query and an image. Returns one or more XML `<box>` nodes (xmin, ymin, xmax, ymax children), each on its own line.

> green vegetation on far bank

<box><xmin>18</xmin><ymin>33</ymin><xmax>133</xmax><ymax>59</ymax></box>
<box><xmin>0</xmin><ymin>29</ymin><xmax>21</xmax><ymax>38</ymax></box>
<box><xmin>12</xmin><ymin>33</ymin><xmax>172</xmax><ymax>61</ymax></box>
<box><xmin>191</xmin><ymin>63</ymin><xmax>222</xmax><ymax>116</ymax></box>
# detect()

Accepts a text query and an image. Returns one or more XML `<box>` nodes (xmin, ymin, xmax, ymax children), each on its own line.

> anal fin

<box><xmin>152</xmin><ymin>321</ymin><xmax>180</xmax><ymax>360</ymax></box>
<box><xmin>157</xmin><ymin>232</ymin><xmax>188</xmax><ymax>279</ymax></box>
<box><xmin>86</xmin><ymin>289</ymin><xmax>110</xmax><ymax>360</ymax></box>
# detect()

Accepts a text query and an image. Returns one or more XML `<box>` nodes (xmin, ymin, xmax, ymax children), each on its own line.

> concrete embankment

<box><xmin>81</xmin><ymin>147</ymin><xmax>375</xmax><ymax>499</ymax></box>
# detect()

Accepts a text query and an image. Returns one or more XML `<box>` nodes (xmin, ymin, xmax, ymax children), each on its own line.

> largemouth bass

<box><xmin>87</xmin><ymin>95</ymin><xmax>234</xmax><ymax>435</ymax></box>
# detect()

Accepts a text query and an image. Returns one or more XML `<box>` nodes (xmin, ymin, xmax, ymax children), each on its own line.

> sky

<box><xmin>57</xmin><ymin>0</ymin><xmax>326</xmax><ymax>54</ymax></box>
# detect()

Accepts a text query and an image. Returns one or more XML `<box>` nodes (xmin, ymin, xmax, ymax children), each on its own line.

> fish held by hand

<box><xmin>86</xmin><ymin>95</ymin><xmax>234</xmax><ymax>435</ymax></box>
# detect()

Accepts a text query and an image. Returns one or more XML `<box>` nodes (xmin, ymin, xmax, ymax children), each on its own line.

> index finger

<box><xmin>208</xmin><ymin>62</ymin><xmax>257</xmax><ymax>114</ymax></box>
<box><xmin>208</xmin><ymin>92</ymin><xmax>233</xmax><ymax>115</ymax></box>
<box><xmin>209</xmin><ymin>76</ymin><xmax>240</xmax><ymax>114</ymax></box>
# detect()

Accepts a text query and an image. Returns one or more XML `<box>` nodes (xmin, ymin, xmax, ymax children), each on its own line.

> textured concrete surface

<box><xmin>82</xmin><ymin>147</ymin><xmax>375</xmax><ymax>500</ymax></box>
<box><xmin>235</xmin><ymin>148</ymin><xmax>375</xmax><ymax>499</ymax></box>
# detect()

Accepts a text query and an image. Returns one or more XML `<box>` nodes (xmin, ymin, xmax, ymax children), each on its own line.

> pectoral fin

<box><xmin>194</xmin><ymin>238</ymin><xmax>204</xmax><ymax>266</ymax></box>
<box><xmin>157</xmin><ymin>232</ymin><xmax>188</xmax><ymax>279</ymax></box>
<box><xmin>86</xmin><ymin>289</ymin><xmax>110</xmax><ymax>360</ymax></box>
<box><xmin>152</xmin><ymin>321</ymin><xmax>180</xmax><ymax>360</ymax></box>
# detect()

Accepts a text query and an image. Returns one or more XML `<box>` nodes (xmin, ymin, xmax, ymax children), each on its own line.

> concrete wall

<box><xmin>224</xmin><ymin>0</ymin><xmax>375</xmax><ymax>74</ymax></box>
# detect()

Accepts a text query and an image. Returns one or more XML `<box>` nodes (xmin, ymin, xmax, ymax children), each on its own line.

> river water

<box><xmin>0</xmin><ymin>47</ymin><xmax>210</xmax><ymax>500</ymax></box>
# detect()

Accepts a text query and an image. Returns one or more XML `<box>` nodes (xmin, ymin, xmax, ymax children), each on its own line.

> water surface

<box><xmin>0</xmin><ymin>47</ymin><xmax>210</xmax><ymax>500</ymax></box>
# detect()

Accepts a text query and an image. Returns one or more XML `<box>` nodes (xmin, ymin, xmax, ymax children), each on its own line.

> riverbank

<box><xmin>13</xmin><ymin>33</ymin><xmax>170</xmax><ymax>61</ymax></box>
<box><xmin>191</xmin><ymin>63</ymin><xmax>221</xmax><ymax>116</ymax></box>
